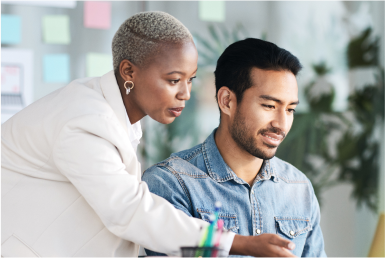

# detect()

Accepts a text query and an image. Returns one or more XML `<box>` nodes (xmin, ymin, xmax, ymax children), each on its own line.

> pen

<box><xmin>204</xmin><ymin>214</ymin><xmax>216</xmax><ymax>247</ymax></box>
<box><xmin>211</xmin><ymin>219</ymin><xmax>224</xmax><ymax>257</ymax></box>
<box><xmin>214</xmin><ymin>219</ymin><xmax>224</xmax><ymax>247</ymax></box>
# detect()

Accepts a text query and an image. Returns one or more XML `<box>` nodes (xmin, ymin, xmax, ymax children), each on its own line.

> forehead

<box><xmin>145</xmin><ymin>41</ymin><xmax>198</xmax><ymax>72</ymax></box>
<box><xmin>248</xmin><ymin>67</ymin><xmax>298</xmax><ymax>101</ymax></box>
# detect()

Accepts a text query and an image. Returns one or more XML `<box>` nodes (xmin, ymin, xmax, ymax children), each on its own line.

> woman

<box><xmin>2</xmin><ymin>11</ymin><xmax>295</xmax><ymax>257</ymax></box>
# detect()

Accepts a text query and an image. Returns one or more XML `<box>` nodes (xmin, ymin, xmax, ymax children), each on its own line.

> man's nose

<box><xmin>271</xmin><ymin>109</ymin><xmax>288</xmax><ymax>132</ymax></box>
<box><xmin>176</xmin><ymin>81</ymin><xmax>191</xmax><ymax>101</ymax></box>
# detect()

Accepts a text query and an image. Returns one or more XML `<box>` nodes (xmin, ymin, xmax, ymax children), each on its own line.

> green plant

<box><xmin>193</xmin><ymin>23</ymin><xmax>250</xmax><ymax>67</ymax></box>
<box><xmin>335</xmin><ymin>27</ymin><xmax>384</xmax><ymax>210</ymax></box>
<box><xmin>278</xmin><ymin>28</ymin><xmax>383</xmax><ymax>211</ymax></box>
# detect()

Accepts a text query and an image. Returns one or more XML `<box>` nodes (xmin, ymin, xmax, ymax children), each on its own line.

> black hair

<box><xmin>214</xmin><ymin>38</ymin><xmax>302</xmax><ymax>105</ymax></box>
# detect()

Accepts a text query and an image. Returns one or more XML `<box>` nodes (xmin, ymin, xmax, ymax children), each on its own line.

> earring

<box><xmin>124</xmin><ymin>81</ymin><xmax>134</xmax><ymax>95</ymax></box>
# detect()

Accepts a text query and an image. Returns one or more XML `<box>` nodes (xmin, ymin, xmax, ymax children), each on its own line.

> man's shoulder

<box><xmin>271</xmin><ymin>156</ymin><xmax>311</xmax><ymax>184</ymax></box>
<box><xmin>143</xmin><ymin>143</ymin><xmax>209</xmax><ymax>180</ymax></box>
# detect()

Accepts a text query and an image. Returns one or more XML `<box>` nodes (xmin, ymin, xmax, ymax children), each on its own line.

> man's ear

<box><xmin>118</xmin><ymin>59</ymin><xmax>136</xmax><ymax>82</ymax></box>
<box><xmin>217</xmin><ymin>86</ymin><xmax>236</xmax><ymax>118</ymax></box>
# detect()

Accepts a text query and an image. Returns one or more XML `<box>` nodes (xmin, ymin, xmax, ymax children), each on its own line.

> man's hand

<box><xmin>230</xmin><ymin>234</ymin><xmax>296</xmax><ymax>257</ymax></box>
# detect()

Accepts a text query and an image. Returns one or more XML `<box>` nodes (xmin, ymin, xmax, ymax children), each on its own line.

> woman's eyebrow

<box><xmin>167</xmin><ymin>71</ymin><xmax>184</xmax><ymax>75</ymax></box>
<box><xmin>166</xmin><ymin>68</ymin><xmax>198</xmax><ymax>76</ymax></box>
<box><xmin>259</xmin><ymin>95</ymin><xmax>299</xmax><ymax>105</ymax></box>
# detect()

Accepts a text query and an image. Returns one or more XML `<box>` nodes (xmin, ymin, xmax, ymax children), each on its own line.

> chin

<box><xmin>262</xmin><ymin>151</ymin><xmax>277</xmax><ymax>160</ymax></box>
<box><xmin>155</xmin><ymin>116</ymin><xmax>176</xmax><ymax>125</ymax></box>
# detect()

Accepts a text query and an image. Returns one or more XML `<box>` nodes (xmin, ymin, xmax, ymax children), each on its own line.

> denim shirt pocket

<box><xmin>197</xmin><ymin>208</ymin><xmax>239</xmax><ymax>234</ymax></box>
<box><xmin>274</xmin><ymin>216</ymin><xmax>312</xmax><ymax>239</ymax></box>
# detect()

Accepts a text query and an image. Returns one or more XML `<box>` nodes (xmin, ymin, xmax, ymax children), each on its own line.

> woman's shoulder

<box><xmin>51</xmin><ymin>76</ymin><xmax>115</xmax><ymax>117</ymax></box>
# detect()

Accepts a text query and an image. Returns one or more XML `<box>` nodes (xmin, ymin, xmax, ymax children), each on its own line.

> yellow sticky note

<box><xmin>42</xmin><ymin>15</ymin><xmax>70</xmax><ymax>44</ymax></box>
<box><xmin>199</xmin><ymin>1</ymin><xmax>225</xmax><ymax>22</ymax></box>
<box><xmin>368</xmin><ymin>213</ymin><xmax>385</xmax><ymax>257</ymax></box>
<box><xmin>86</xmin><ymin>53</ymin><xmax>112</xmax><ymax>77</ymax></box>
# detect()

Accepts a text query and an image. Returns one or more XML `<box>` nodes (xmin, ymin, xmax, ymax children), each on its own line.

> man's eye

<box><xmin>288</xmin><ymin>109</ymin><xmax>296</xmax><ymax>113</ymax></box>
<box><xmin>262</xmin><ymin>104</ymin><xmax>275</xmax><ymax>109</ymax></box>
<box><xmin>188</xmin><ymin>76</ymin><xmax>196</xmax><ymax>83</ymax></box>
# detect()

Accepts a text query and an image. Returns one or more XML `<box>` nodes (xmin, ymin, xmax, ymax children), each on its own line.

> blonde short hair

<box><xmin>112</xmin><ymin>11</ymin><xmax>193</xmax><ymax>71</ymax></box>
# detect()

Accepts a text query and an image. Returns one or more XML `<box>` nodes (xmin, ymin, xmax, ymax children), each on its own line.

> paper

<box><xmin>0</xmin><ymin>0</ymin><xmax>76</xmax><ymax>8</ymax></box>
<box><xmin>1</xmin><ymin>15</ymin><xmax>21</xmax><ymax>44</ymax></box>
<box><xmin>199</xmin><ymin>1</ymin><xmax>225</xmax><ymax>22</ymax></box>
<box><xmin>368</xmin><ymin>213</ymin><xmax>384</xmax><ymax>257</ymax></box>
<box><xmin>1</xmin><ymin>49</ymin><xmax>34</xmax><ymax>123</ymax></box>
<box><xmin>84</xmin><ymin>1</ymin><xmax>111</xmax><ymax>29</ymax></box>
<box><xmin>43</xmin><ymin>54</ymin><xmax>70</xmax><ymax>83</ymax></box>
<box><xmin>42</xmin><ymin>15</ymin><xmax>70</xmax><ymax>44</ymax></box>
<box><xmin>86</xmin><ymin>53</ymin><xmax>112</xmax><ymax>77</ymax></box>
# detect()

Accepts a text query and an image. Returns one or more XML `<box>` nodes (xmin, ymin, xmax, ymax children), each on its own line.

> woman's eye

<box><xmin>170</xmin><ymin>79</ymin><xmax>180</xmax><ymax>84</ymax></box>
<box><xmin>188</xmin><ymin>76</ymin><xmax>196</xmax><ymax>83</ymax></box>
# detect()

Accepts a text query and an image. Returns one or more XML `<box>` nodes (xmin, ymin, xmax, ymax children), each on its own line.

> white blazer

<box><xmin>1</xmin><ymin>71</ymin><xmax>211</xmax><ymax>257</ymax></box>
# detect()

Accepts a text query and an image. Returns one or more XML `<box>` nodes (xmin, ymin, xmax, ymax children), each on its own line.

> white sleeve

<box><xmin>220</xmin><ymin>231</ymin><xmax>236</xmax><ymax>255</ymax></box>
<box><xmin>52</xmin><ymin>115</ymin><xmax>210</xmax><ymax>255</ymax></box>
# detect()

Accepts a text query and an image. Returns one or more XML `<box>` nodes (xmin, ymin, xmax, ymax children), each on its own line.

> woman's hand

<box><xmin>230</xmin><ymin>234</ymin><xmax>297</xmax><ymax>257</ymax></box>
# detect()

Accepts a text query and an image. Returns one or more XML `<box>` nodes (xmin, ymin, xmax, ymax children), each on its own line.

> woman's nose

<box><xmin>177</xmin><ymin>82</ymin><xmax>191</xmax><ymax>101</ymax></box>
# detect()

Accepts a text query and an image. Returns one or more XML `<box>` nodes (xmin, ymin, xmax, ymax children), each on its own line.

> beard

<box><xmin>229</xmin><ymin>109</ymin><xmax>286</xmax><ymax>160</ymax></box>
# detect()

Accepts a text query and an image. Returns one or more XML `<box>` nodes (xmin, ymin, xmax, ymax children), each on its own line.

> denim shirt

<box><xmin>142</xmin><ymin>129</ymin><xmax>326</xmax><ymax>257</ymax></box>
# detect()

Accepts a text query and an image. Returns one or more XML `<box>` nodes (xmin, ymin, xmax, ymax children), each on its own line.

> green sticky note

<box><xmin>86</xmin><ymin>53</ymin><xmax>112</xmax><ymax>77</ymax></box>
<box><xmin>199</xmin><ymin>1</ymin><xmax>225</xmax><ymax>22</ymax></box>
<box><xmin>42</xmin><ymin>15</ymin><xmax>70</xmax><ymax>44</ymax></box>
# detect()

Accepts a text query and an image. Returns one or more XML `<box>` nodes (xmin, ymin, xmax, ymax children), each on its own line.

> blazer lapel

<box><xmin>100</xmin><ymin>71</ymin><xmax>141</xmax><ymax>179</ymax></box>
<box><xmin>99</xmin><ymin>71</ymin><xmax>129</xmax><ymax>136</ymax></box>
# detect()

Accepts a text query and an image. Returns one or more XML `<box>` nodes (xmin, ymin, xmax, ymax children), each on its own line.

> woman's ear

<box><xmin>119</xmin><ymin>60</ymin><xmax>135</xmax><ymax>82</ymax></box>
<box><xmin>217</xmin><ymin>86</ymin><xmax>236</xmax><ymax>118</ymax></box>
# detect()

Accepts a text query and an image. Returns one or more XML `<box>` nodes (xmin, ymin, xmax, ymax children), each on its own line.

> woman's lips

<box><xmin>168</xmin><ymin>107</ymin><xmax>184</xmax><ymax>117</ymax></box>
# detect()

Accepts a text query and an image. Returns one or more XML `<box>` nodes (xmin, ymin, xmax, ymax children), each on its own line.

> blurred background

<box><xmin>1</xmin><ymin>1</ymin><xmax>384</xmax><ymax>256</ymax></box>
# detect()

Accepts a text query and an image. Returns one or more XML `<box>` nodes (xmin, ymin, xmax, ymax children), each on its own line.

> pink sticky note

<box><xmin>84</xmin><ymin>1</ymin><xmax>111</xmax><ymax>29</ymax></box>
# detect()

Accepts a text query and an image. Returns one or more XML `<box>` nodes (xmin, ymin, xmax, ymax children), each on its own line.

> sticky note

<box><xmin>42</xmin><ymin>15</ymin><xmax>70</xmax><ymax>44</ymax></box>
<box><xmin>43</xmin><ymin>54</ymin><xmax>70</xmax><ymax>83</ymax></box>
<box><xmin>2</xmin><ymin>1</ymin><xmax>77</xmax><ymax>8</ymax></box>
<box><xmin>1</xmin><ymin>15</ymin><xmax>21</xmax><ymax>44</ymax></box>
<box><xmin>199</xmin><ymin>1</ymin><xmax>225</xmax><ymax>22</ymax></box>
<box><xmin>86</xmin><ymin>53</ymin><xmax>112</xmax><ymax>77</ymax></box>
<box><xmin>84</xmin><ymin>1</ymin><xmax>111</xmax><ymax>29</ymax></box>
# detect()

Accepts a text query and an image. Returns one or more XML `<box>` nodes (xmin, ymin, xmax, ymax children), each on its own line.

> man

<box><xmin>142</xmin><ymin>38</ymin><xmax>326</xmax><ymax>257</ymax></box>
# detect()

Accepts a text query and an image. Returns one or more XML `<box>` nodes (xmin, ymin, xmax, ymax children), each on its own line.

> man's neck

<box><xmin>214</xmin><ymin>125</ymin><xmax>264</xmax><ymax>186</ymax></box>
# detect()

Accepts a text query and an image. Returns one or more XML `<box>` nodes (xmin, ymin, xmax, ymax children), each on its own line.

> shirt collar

<box><xmin>202</xmin><ymin>128</ymin><xmax>278</xmax><ymax>184</ymax></box>
<box><xmin>125</xmin><ymin>112</ymin><xmax>142</xmax><ymax>144</ymax></box>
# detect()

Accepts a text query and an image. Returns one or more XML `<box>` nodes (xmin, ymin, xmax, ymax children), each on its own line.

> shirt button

<box><xmin>256</xmin><ymin>229</ymin><xmax>261</xmax><ymax>234</ymax></box>
<box><xmin>289</xmin><ymin>230</ymin><xmax>295</xmax><ymax>236</ymax></box>
<box><xmin>251</xmin><ymin>190</ymin><xmax>254</xmax><ymax>194</ymax></box>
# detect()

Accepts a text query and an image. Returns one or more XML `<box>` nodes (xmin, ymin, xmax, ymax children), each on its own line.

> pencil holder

<box><xmin>180</xmin><ymin>246</ymin><xmax>226</xmax><ymax>257</ymax></box>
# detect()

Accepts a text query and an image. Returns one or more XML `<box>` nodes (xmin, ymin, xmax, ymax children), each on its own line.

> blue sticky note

<box><xmin>1</xmin><ymin>14</ymin><xmax>21</xmax><ymax>44</ymax></box>
<box><xmin>43</xmin><ymin>54</ymin><xmax>70</xmax><ymax>83</ymax></box>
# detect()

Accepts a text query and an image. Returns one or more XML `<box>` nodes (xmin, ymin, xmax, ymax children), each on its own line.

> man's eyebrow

<box><xmin>166</xmin><ymin>68</ymin><xmax>198</xmax><ymax>76</ymax></box>
<box><xmin>259</xmin><ymin>95</ymin><xmax>299</xmax><ymax>105</ymax></box>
